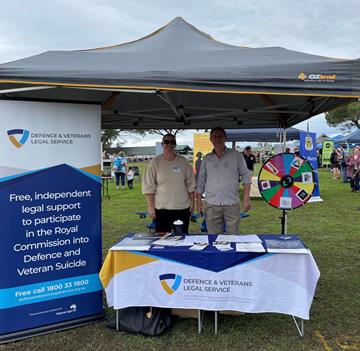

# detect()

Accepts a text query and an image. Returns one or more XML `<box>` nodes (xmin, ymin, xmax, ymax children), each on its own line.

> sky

<box><xmin>1</xmin><ymin>0</ymin><xmax>359</xmax><ymax>147</ymax></box>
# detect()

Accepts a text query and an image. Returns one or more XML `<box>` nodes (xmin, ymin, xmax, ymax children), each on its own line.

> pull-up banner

<box><xmin>0</xmin><ymin>101</ymin><xmax>103</xmax><ymax>341</ymax></box>
<box><xmin>322</xmin><ymin>140</ymin><xmax>334</xmax><ymax>167</ymax></box>
<box><xmin>300</xmin><ymin>131</ymin><xmax>321</xmax><ymax>199</ymax></box>
<box><xmin>193</xmin><ymin>133</ymin><xmax>212</xmax><ymax>176</ymax></box>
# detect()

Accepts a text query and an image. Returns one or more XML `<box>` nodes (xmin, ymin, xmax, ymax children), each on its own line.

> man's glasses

<box><xmin>163</xmin><ymin>140</ymin><xmax>176</xmax><ymax>145</ymax></box>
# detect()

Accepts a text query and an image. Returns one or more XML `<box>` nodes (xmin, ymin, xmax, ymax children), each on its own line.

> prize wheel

<box><xmin>258</xmin><ymin>153</ymin><xmax>315</xmax><ymax>210</ymax></box>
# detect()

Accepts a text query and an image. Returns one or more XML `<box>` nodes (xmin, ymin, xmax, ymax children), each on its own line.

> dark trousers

<box><xmin>155</xmin><ymin>208</ymin><xmax>191</xmax><ymax>233</ymax></box>
<box><xmin>350</xmin><ymin>176</ymin><xmax>360</xmax><ymax>191</ymax></box>
<box><xmin>127</xmin><ymin>179</ymin><xmax>133</xmax><ymax>189</ymax></box>
<box><xmin>340</xmin><ymin>164</ymin><xmax>348</xmax><ymax>182</ymax></box>
<box><xmin>115</xmin><ymin>172</ymin><xmax>126</xmax><ymax>186</ymax></box>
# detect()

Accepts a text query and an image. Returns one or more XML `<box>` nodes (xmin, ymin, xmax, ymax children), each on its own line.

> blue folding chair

<box><xmin>200</xmin><ymin>217</ymin><xmax>208</xmax><ymax>233</ymax></box>
<box><xmin>240</xmin><ymin>212</ymin><xmax>250</xmax><ymax>219</ymax></box>
<box><xmin>135</xmin><ymin>211</ymin><xmax>156</xmax><ymax>232</ymax></box>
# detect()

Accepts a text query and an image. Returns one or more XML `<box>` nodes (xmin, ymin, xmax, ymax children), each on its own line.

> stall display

<box><xmin>100</xmin><ymin>233</ymin><xmax>319</xmax><ymax>337</ymax></box>
<box><xmin>258</xmin><ymin>153</ymin><xmax>315</xmax><ymax>234</ymax></box>
<box><xmin>258</xmin><ymin>153</ymin><xmax>315</xmax><ymax>210</ymax></box>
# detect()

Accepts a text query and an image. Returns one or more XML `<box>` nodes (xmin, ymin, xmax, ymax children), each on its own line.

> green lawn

<box><xmin>2</xmin><ymin>164</ymin><xmax>359</xmax><ymax>351</ymax></box>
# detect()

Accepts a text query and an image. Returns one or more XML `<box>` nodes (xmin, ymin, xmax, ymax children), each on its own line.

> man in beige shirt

<box><xmin>196</xmin><ymin>127</ymin><xmax>252</xmax><ymax>234</ymax></box>
<box><xmin>142</xmin><ymin>134</ymin><xmax>196</xmax><ymax>233</ymax></box>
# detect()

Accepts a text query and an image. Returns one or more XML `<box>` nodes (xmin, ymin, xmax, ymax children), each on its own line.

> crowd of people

<box><xmin>330</xmin><ymin>146</ymin><xmax>360</xmax><ymax>192</ymax></box>
<box><xmin>314</xmin><ymin>144</ymin><xmax>360</xmax><ymax>192</ymax></box>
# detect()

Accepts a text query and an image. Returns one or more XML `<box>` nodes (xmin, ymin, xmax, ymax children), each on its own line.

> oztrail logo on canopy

<box><xmin>298</xmin><ymin>72</ymin><xmax>337</xmax><ymax>82</ymax></box>
<box><xmin>7</xmin><ymin>129</ymin><xmax>30</xmax><ymax>148</ymax></box>
<box><xmin>159</xmin><ymin>274</ymin><xmax>182</xmax><ymax>295</ymax></box>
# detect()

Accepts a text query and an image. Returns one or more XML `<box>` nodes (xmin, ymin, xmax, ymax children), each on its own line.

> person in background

<box><xmin>338</xmin><ymin>147</ymin><xmax>348</xmax><ymax>183</ymax></box>
<box><xmin>196</xmin><ymin>127</ymin><xmax>252</xmax><ymax>235</ymax></box>
<box><xmin>317</xmin><ymin>149</ymin><xmax>321</xmax><ymax>167</ymax></box>
<box><xmin>195</xmin><ymin>151</ymin><xmax>203</xmax><ymax>182</ymax></box>
<box><xmin>243</xmin><ymin>146</ymin><xmax>256</xmax><ymax>173</ymax></box>
<box><xmin>330</xmin><ymin>148</ymin><xmax>340</xmax><ymax>180</ymax></box>
<box><xmin>127</xmin><ymin>167</ymin><xmax>134</xmax><ymax>189</ymax></box>
<box><xmin>346</xmin><ymin>147</ymin><xmax>360</xmax><ymax>192</ymax></box>
<box><xmin>113</xmin><ymin>151</ymin><xmax>127</xmax><ymax>190</ymax></box>
<box><xmin>142</xmin><ymin>134</ymin><xmax>196</xmax><ymax>233</ymax></box>
<box><xmin>285</xmin><ymin>147</ymin><xmax>291</xmax><ymax>153</ymax></box>
<box><xmin>294</xmin><ymin>146</ymin><xmax>301</xmax><ymax>157</ymax></box>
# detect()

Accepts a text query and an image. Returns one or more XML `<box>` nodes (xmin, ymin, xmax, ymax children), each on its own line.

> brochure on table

<box><xmin>264</xmin><ymin>239</ymin><xmax>309</xmax><ymax>254</ymax></box>
<box><xmin>111</xmin><ymin>233</ymin><xmax>308</xmax><ymax>254</ymax></box>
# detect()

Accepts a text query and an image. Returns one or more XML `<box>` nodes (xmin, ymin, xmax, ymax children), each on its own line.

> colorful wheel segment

<box><xmin>258</xmin><ymin>153</ymin><xmax>315</xmax><ymax>210</ymax></box>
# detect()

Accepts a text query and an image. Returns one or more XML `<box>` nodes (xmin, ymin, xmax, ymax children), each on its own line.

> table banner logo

<box><xmin>7</xmin><ymin>129</ymin><xmax>30</xmax><ymax>148</ymax></box>
<box><xmin>159</xmin><ymin>273</ymin><xmax>182</xmax><ymax>295</ymax></box>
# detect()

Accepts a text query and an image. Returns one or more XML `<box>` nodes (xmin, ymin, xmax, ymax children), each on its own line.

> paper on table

<box><xmin>213</xmin><ymin>241</ymin><xmax>233</xmax><ymax>251</ymax></box>
<box><xmin>110</xmin><ymin>237</ymin><xmax>152</xmax><ymax>251</ymax></box>
<box><xmin>174</xmin><ymin>241</ymin><xmax>194</xmax><ymax>247</ymax></box>
<box><xmin>236</xmin><ymin>242</ymin><xmax>265</xmax><ymax>252</ymax></box>
<box><xmin>152</xmin><ymin>236</ymin><xmax>183</xmax><ymax>246</ymax></box>
<box><xmin>216</xmin><ymin>234</ymin><xmax>261</xmax><ymax>243</ymax></box>
<box><xmin>189</xmin><ymin>243</ymin><xmax>208</xmax><ymax>251</ymax></box>
<box><xmin>132</xmin><ymin>233</ymin><xmax>161</xmax><ymax>240</ymax></box>
<box><xmin>182</xmin><ymin>235</ymin><xmax>209</xmax><ymax>244</ymax></box>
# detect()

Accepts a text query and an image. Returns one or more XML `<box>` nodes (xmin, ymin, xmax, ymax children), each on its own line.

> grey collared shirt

<box><xmin>196</xmin><ymin>148</ymin><xmax>252</xmax><ymax>205</ymax></box>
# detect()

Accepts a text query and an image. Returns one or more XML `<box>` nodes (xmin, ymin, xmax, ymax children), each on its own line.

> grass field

<box><xmin>1</xmin><ymin>164</ymin><xmax>359</xmax><ymax>351</ymax></box>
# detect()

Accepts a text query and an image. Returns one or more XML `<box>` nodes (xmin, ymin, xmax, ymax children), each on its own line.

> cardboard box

<box><xmin>219</xmin><ymin>310</ymin><xmax>245</xmax><ymax>316</ymax></box>
<box><xmin>171</xmin><ymin>308</ymin><xmax>199</xmax><ymax>319</ymax></box>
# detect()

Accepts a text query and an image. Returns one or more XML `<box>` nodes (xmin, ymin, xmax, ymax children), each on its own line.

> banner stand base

<box><xmin>0</xmin><ymin>312</ymin><xmax>105</xmax><ymax>345</ymax></box>
<box><xmin>308</xmin><ymin>196</ymin><xmax>323</xmax><ymax>203</ymax></box>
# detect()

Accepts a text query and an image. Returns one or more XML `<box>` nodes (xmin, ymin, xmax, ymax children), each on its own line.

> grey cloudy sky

<box><xmin>1</xmin><ymin>0</ymin><xmax>359</xmax><ymax>146</ymax></box>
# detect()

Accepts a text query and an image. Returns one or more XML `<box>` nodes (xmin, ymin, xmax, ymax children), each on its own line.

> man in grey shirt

<box><xmin>196</xmin><ymin>127</ymin><xmax>252</xmax><ymax>234</ymax></box>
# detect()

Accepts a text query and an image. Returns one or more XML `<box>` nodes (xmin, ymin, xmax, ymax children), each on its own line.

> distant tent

<box><xmin>316</xmin><ymin>134</ymin><xmax>344</xmax><ymax>148</ymax></box>
<box><xmin>336</xmin><ymin>130</ymin><xmax>360</xmax><ymax>144</ymax></box>
<box><xmin>332</xmin><ymin>134</ymin><xmax>345</xmax><ymax>143</ymax></box>
<box><xmin>106</xmin><ymin>144</ymin><xmax>192</xmax><ymax>156</ymax></box>
<box><xmin>225</xmin><ymin>128</ymin><xmax>302</xmax><ymax>142</ymax></box>
<box><xmin>316</xmin><ymin>133</ymin><xmax>330</xmax><ymax>144</ymax></box>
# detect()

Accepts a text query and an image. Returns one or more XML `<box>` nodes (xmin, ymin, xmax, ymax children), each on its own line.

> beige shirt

<box><xmin>196</xmin><ymin>148</ymin><xmax>252</xmax><ymax>205</ymax></box>
<box><xmin>142</xmin><ymin>155</ymin><xmax>196</xmax><ymax>210</ymax></box>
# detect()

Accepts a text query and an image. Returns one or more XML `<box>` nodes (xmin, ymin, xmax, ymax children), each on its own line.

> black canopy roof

<box><xmin>0</xmin><ymin>17</ymin><xmax>359</xmax><ymax>129</ymax></box>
